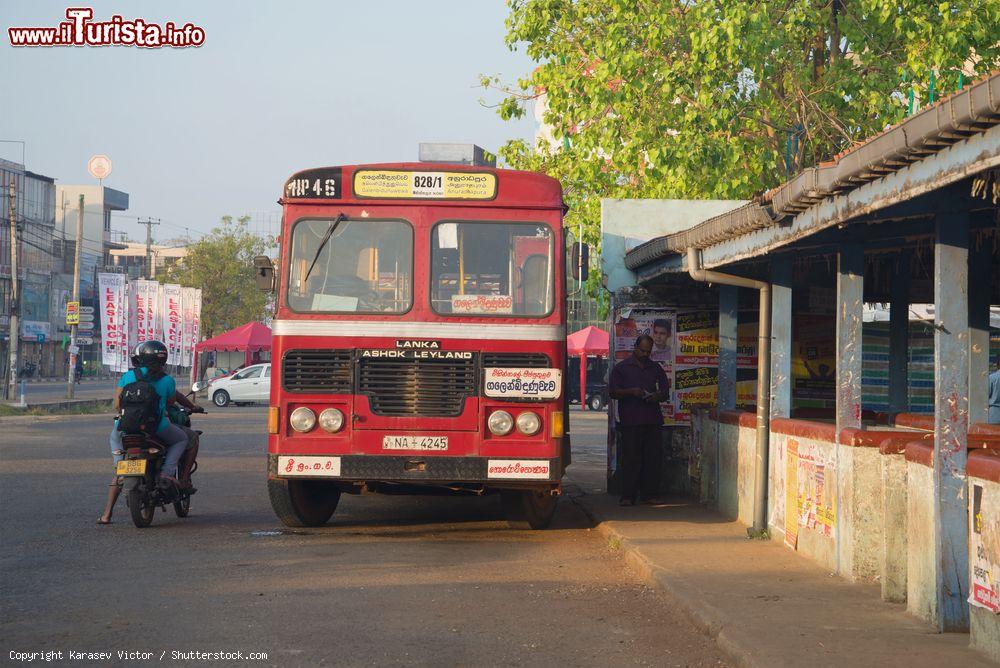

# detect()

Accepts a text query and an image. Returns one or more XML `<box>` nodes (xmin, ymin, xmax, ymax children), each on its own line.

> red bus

<box><xmin>259</xmin><ymin>161</ymin><xmax>572</xmax><ymax>529</ymax></box>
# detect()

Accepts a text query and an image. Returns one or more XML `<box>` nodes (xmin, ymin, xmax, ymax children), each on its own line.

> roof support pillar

<box><xmin>932</xmin><ymin>211</ymin><xmax>970</xmax><ymax>631</ymax></box>
<box><xmin>835</xmin><ymin>244</ymin><xmax>864</xmax><ymax>577</ymax></box>
<box><xmin>770</xmin><ymin>257</ymin><xmax>793</xmax><ymax>419</ymax></box>
<box><xmin>888</xmin><ymin>249</ymin><xmax>910</xmax><ymax>416</ymax></box>
<box><xmin>836</xmin><ymin>245</ymin><xmax>864</xmax><ymax>435</ymax></box>
<box><xmin>968</xmin><ymin>238</ymin><xmax>991</xmax><ymax>424</ymax></box>
<box><xmin>718</xmin><ymin>286</ymin><xmax>738</xmax><ymax>412</ymax></box>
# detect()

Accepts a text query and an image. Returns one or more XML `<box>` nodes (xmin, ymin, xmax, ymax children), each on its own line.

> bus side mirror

<box><xmin>254</xmin><ymin>256</ymin><xmax>275</xmax><ymax>291</ymax></box>
<box><xmin>571</xmin><ymin>243</ymin><xmax>589</xmax><ymax>282</ymax></box>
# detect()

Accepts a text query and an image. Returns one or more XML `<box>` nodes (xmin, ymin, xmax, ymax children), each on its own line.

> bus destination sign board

<box><xmin>284</xmin><ymin>168</ymin><xmax>343</xmax><ymax>199</ymax></box>
<box><xmin>353</xmin><ymin>170</ymin><xmax>497</xmax><ymax>200</ymax></box>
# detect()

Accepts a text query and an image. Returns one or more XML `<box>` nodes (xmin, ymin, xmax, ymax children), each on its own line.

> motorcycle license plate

<box><xmin>116</xmin><ymin>459</ymin><xmax>147</xmax><ymax>476</ymax></box>
<box><xmin>382</xmin><ymin>435</ymin><xmax>448</xmax><ymax>451</ymax></box>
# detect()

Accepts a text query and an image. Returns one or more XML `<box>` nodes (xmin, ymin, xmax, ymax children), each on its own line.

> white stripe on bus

<box><xmin>271</xmin><ymin>320</ymin><xmax>566</xmax><ymax>341</ymax></box>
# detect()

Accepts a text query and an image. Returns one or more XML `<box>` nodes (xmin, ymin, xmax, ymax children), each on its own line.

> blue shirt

<box><xmin>117</xmin><ymin>367</ymin><xmax>176</xmax><ymax>433</ymax></box>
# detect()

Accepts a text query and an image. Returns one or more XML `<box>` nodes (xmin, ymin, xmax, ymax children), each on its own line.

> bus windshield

<box><xmin>287</xmin><ymin>218</ymin><xmax>413</xmax><ymax>313</ymax></box>
<box><xmin>431</xmin><ymin>221</ymin><xmax>553</xmax><ymax>316</ymax></box>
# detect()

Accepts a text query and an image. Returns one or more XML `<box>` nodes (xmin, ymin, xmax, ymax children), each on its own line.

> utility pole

<box><xmin>5</xmin><ymin>180</ymin><xmax>19</xmax><ymax>403</ymax></box>
<box><xmin>66</xmin><ymin>194</ymin><xmax>84</xmax><ymax>399</ymax></box>
<box><xmin>140</xmin><ymin>218</ymin><xmax>160</xmax><ymax>279</ymax></box>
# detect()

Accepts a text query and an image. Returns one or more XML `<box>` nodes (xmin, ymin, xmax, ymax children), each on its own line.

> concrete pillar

<box><xmin>770</xmin><ymin>257</ymin><xmax>793</xmax><ymax>418</ymax></box>
<box><xmin>932</xmin><ymin>211</ymin><xmax>970</xmax><ymax>632</ymax></box>
<box><xmin>718</xmin><ymin>286</ymin><xmax>738</xmax><ymax>411</ymax></box>
<box><xmin>836</xmin><ymin>245</ymin><xmax>864</xmax><ymax>435</ymax></box>
<box><xmin>888</xmin><ymin>250</ymin><xmax>910</xmax><ymax>416</ymax></box>
<box><xmin>969</xmin><ymin>239</ymin><xmax>991</xmax><ymax>424</ymax></box>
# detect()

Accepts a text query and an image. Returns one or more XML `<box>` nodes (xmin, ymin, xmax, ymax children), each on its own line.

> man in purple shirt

<box><xmin>609</xmin><ymin>335</ymin><xmax>670</xmax><ymax>506</ymax></box>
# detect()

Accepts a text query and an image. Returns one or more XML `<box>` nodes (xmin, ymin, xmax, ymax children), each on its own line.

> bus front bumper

<box><xmin>267</xmin><ymin>454</ymin><xmax>562</xmax><ymax>484</ymax></box>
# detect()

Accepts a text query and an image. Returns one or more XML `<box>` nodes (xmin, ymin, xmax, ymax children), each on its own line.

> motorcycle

<box><xmin>117</xmin><ymin>384</ymin><xmax>206</xmax><ymax>528</ymax></box>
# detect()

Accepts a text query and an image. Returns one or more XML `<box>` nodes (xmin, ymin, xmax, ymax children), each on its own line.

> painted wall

<box><xmin>907</xmin><ymin>457</ymin><xmax>937</xmax><ymax>624</ymax></box>
<box><xmin>600</xmin><ymin>199</ymin><xmax>746</xmax><ymax>292</ymax></box>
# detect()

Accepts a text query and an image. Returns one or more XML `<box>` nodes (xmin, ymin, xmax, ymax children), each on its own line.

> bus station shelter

<box><xmin>609</xmin><ymin>72</ymin><xmax>1000</xmax><ymax>656</ymax></box>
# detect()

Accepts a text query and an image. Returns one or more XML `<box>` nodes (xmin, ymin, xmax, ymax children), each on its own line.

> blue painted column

<box><xmin>933</xmin><ymin>212</ymin><xmax>970</xmax><ymax>631</ymax></box>
<box><xmin>968</xmin><ymin>238</ymin><xmax>991</xmax><ymax>424</ymax></box>
<box><xmin>888</xmin><ymin>249</ymin><xmax>910</xmax><ymax>416</ymax></box>
<box><xmin>718</xmin><ymin>286</ymin><xmax>738</xmax><ymax>411</ymax></box>
<box><xmin>770</xmin><ymin>257</ymin><xmax>793</xmax><ymax>418</ymax></box>
<box><xmin>836</xmin><ymin>245</ymin><xmax>864</xmax><ymax>435</ymax></box>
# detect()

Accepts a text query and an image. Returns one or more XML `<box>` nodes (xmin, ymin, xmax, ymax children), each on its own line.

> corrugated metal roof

<box><xmin>625</xmin><ymin>71</ymin><xmax>1000</xmax><ymax>272</ymax></box>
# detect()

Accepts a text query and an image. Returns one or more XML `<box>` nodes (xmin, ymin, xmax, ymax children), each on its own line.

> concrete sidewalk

<box><xmin>563</xmin><ymin>465</ymin><xmax>994</xmax><ymax>667</ymax></box>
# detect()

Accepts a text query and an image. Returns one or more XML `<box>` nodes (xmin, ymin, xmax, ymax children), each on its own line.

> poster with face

<box><xmin>613</xmin><ymin>311</ymin><xmax>677</xmax><ymax>425</ymax></box>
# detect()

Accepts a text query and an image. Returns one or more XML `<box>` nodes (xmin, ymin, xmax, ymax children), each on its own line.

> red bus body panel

<box><xmin>268</xmin><ymin>163</ymin><xmax>567</xmax><ymax>489</ymax></box>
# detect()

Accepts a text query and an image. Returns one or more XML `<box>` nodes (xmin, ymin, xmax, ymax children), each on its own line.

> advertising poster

<box><xmin>181</xmin><ymin>287</ymin><xmax>197</xmax><ymax>367</ymax></box>
<box><xmin>162</xmin><ymin>283</ymin><xmax>183</xmax><ymax>365</ymax></box>
<box><xmin>970</xmin><ymin>484</ymin><xmax>1000</xmax><ymax>613</ymax></box>
<box><xmin>785</xmin><ymin>439</ymin><xmax>799</xmax><ymax>549</ymax></box>
<box><xmin>674</xmin><ymin>310</ymin><xmax>718</xmax><ymax>423</ymax></box>
<box><xmin>792</xmin><ymin>314</ymin><xmax>837</xmax><ymax>411</ymax></box>
<box><xmin>613</xmin><ymin>311</ymin><xmax>676</xmax><ymax>424</ymax></box>
<box><xmin>98</xmin><ymin>273</ymin><xmax>128</xmax><ymax>371</ymax></box>
<box><xmin>796</xmin><ymin>440</ymin><xmax>836</xmax><ymax>537</ymax></box>
<box><xmin>132</xmin><ymin>280</ymin><xmax>158</xmax><ymax>346</ymax></box>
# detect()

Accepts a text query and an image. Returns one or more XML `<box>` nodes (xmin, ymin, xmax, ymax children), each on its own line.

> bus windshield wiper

<box><xmin>304</xmin><ymin>213</ymin><xmax>347</xmax><ymax>282</ymax></box>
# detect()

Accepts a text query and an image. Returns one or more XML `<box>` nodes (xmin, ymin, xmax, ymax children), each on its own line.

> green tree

<box><xmin>166</xmin><ymin>216</ymin><xmax>272</xmax><ymax>337</ymax></box>
<box><xmin>488</xmin><ymin>0</ymin><xmax>1000</xmax><ymax>247</ymax></box>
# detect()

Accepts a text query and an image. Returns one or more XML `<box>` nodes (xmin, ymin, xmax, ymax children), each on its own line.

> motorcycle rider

<box><xmin>98</xmin><ymin>340</ymin><xmax>203</xmax><ymax>524</ymax></box>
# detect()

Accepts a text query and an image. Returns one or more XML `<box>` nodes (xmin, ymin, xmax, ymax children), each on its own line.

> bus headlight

<box><xmin>319</xmin><ymin>408</ymin><xmax>345</xmax><ymax>433</ymax></box>
<box><xmin>516</xmin><ymin>411</ymin><xmax>541</xmax><ymax>435</ymax></box>
<box><xmin>289</xmin><ymin>407</ymin><xmax>316</xmax><ymax>433</ymax></box>
<box><xmin>488</xmin><ymin>410</ymin><xmax>514</xmax><ymax>436</ymax></box>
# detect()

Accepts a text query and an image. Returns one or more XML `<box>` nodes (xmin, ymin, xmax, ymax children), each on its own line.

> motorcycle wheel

<box><xmin>126</xmin><ymin>488</ymin><xmax>155</xmax><ymax>528</ymax></box>
<box><xmin>173</xmin><ymin>494</ymin><xmax>190</xmax><ymax>518</ymax></box>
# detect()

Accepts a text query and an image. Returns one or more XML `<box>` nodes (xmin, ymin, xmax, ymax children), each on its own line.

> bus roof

<box><xmin>281</xmin><ymin>162</ymin><xmax>564</xmax><ymax>210</ymax></box>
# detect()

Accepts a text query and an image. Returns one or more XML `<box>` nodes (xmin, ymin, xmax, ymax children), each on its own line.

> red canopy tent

<box><xmin>566</xmin><ymin>326</ymin><xmax>610</xmax><ymax>410</ymax></box>
<box><xmin>194</xmin><ymin>322</ymin><xmax>272</xmax><ymax>379</ymax></box>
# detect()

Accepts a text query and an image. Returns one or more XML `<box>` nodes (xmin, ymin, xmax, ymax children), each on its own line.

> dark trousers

<box><xmin>618</xmin><ymin>424</ymin><xmax>661</xmax><ymax>501</ymax></box>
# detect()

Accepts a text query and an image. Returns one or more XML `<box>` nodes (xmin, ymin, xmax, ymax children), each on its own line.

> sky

<box><xmin>0</xmin><ymin>1</ymin><xmax>538</xmax><ymax>242</ymax></box>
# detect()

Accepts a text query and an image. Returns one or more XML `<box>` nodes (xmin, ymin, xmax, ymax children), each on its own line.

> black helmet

<box><xmin>131</xmin><ymin>340</ymin><xmax>168</xmax><ymax>369</ymax></box>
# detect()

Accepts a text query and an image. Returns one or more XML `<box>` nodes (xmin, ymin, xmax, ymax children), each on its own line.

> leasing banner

<box><xmin>98</xmin><ymin>273</ymin><xmax>128</xmax><ymax>371</ymax></box>
<box><xmin>132</xmin><ymin>280</ymin><xmax>158</xmax><ymax>345</ymax></box>
<box><xmin>162</xmin><ymin>283</ymin><xmax>183</xmax><ymax>365</ymax></box>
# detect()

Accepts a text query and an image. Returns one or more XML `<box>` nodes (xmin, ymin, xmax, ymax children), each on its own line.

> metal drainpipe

<box><xmin>687</xmin><ymin>247</ymin><xmax>772</xmax><ymax>535</ymax></box>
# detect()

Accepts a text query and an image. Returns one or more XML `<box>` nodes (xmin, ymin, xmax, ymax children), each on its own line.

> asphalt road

<box><xmin>0</xmin><ymin>407</ymin><xmax>725</xmax><ymax>668</ymax></box>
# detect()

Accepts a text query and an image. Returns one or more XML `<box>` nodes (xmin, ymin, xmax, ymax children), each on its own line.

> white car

<box><xmin>208</xmin><ymin>363</ymin><xmax>271</xmax><ymax>407</ymax></box>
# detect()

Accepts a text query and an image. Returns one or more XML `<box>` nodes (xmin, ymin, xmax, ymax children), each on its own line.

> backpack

<box><xmin>118</xmin><ymin>368</ymin><xmax>162</xmax><ymax>434</ymax></box>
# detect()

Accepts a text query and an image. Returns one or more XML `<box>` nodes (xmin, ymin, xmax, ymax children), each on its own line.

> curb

<box><xmin>569</xmin><ymin>494</ymin><xmax>767</xmax><ymax>668</ymax></box>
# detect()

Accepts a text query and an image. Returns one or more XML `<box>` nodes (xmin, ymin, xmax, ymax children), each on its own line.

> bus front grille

<box><xmin>359</xmin><ymin>357</ymin><xmax>477</xmax><ymax>417</ymax></box>
<box><xmin>282</xmin><ymin>349</ymin><xmax>353</xmax><ymax>393</ymax></box>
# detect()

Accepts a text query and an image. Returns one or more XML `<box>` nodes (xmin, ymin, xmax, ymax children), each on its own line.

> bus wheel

<box><xmin>500</xmin><ymin>489</ymin><xmax>557</xmax><ymax>530</ymax></box>
<box><xmin>267</xmin><ymin>478</ymin><xmax>341</xmax><ymax>527</ymax></box>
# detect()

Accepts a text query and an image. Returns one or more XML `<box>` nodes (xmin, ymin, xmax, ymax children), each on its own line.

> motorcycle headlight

<box><xmin>289</xmin><ymin>407</ymin><xmax>316</xmax><ymax>433</ymax></box>
<box><xmin>516</xmin><ymin>411</ymin><xmax>542</xmax><ymax>435</ymax></box>
<box><xmin>488</xmin><ymin>410</ymin><xmax>514</xmax><ymax>436</ymax></box>
<box><xmin>319</xmin><ymin>408</ymin><xmax>345</xmax><ymax>433</ymax></box>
